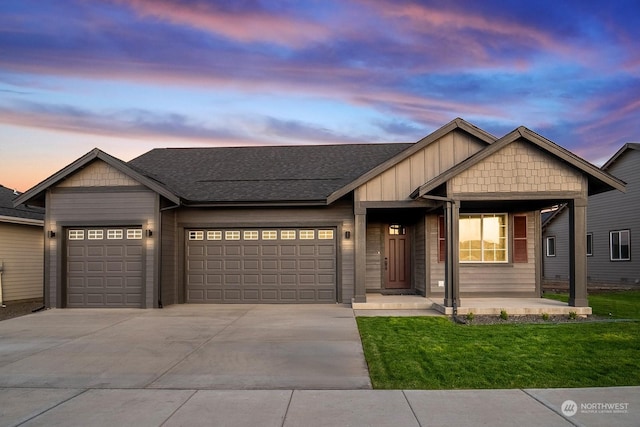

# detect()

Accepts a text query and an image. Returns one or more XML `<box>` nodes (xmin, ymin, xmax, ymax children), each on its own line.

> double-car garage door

<box><xmin>66</xmin><ymin>227</ymin><xmax>143</xmax><ymax>307</ymax></box>
<box><xmin>186</xmin><ymin>227</ymin><xmax>337</xmax><ymax>303</ymax></box>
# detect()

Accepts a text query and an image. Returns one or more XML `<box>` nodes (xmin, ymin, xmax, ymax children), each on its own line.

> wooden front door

<box><xmin>385</xmin><ymin>224</ymin><xmax>411</xmax><ymax>289</ymax></box>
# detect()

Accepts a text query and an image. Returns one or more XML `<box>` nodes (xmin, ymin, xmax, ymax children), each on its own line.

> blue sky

<box><xmin>1</xmin><ymin>0</ymin><xmax>639</xmax><ymax>191</ymax></box>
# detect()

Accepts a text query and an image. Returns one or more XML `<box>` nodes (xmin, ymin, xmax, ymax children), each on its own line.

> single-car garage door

<box><xmin>186</xmin><ymin>228</ymin><xmax>336</xmax><ymax>303</ymax></box>
<box><xmin>66</xmin><ymin>227</ymin><xmax>144</xmax><ymax>307</ymax></box>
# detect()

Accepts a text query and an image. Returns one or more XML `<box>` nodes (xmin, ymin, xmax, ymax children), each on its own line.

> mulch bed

<box><xmin>454</xmin><ymin>314</ymin><xmax>604</xmax><ymax>325</ymax></box>
<box><xmin>0</xmin><ymin>300</ymin><xmax>45</xmax><ymax>322</ymax></box>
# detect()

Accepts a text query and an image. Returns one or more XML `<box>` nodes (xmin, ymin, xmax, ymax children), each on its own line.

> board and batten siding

<box><xmin>429</xmin><ymin>212</ymin><xmax>537</xmax><ymax>296</ymax></box>
<box><xmin>0</xmin><ymin>222</ymin><xmax>43</xmax><ymax>301</ymax></box>
<box><xmin>46</xmin><ymin>187</ymin><xmax>158</xmax><ymax>308</ymax></box>
<box><xmin>359</xmin><ymin>130</ymin><xmax>486</xmax><ymax>202</ymax></box>
<box><xmin>176</xmin><ymin>201</ymin><xmax>354</xmax><ymax>303</ymax></box>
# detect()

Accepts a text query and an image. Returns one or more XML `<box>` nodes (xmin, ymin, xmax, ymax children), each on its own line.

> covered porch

<box><xmin>352</xmin><ymin>294</ymin><xmax>592</xmax><ymax>315</ymax></box>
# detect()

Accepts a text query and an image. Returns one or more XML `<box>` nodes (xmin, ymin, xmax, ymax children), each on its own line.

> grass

<box><xmin>357</xmin><ymin>290</ymin><xmax>640</xmax><ymax>389</ymax></box>
<box><xmin>543</xmin><ymin>290</ymin><xmax>640</xmax><ymax>319</ymax></box>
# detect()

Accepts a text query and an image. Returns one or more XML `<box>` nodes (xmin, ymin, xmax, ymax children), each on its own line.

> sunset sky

<box><xmin>2</xmin><ymin>0</ymin><xmax>639</xmax><ymax>192</ymax></box>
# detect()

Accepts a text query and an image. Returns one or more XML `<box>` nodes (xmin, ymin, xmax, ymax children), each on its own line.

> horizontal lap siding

<box><xmin>414</xmin><ymin>217</ymin><xmax>426</xmax><ymax>294</ymax></box>
<box><xmin>366</xmin><ymin>223</ymin><xmax>382</xmax><ymax>291</ymax></box>
<box><xmin>160</xmin><ymin>209</ymin><xmax>177</xmax><ymax>305</ymax></box>
<box><xmin>48</xmin><ymin>188</ymin><xmax>157</xmax><ymax>308</ymax></box>
<box><xmin>0</xmin><ymin>223</ymin><xmax>43</xmax><ymax>301</ymax></box>
<box><xmin>177</xmin><ymin>202</ymin><xmax>354</xmax><ymax>303</ymax></box>
<box><xmin>542</xmin><ymin>210</ymin><xmax>571</xmax><ymax>281</ymax></box>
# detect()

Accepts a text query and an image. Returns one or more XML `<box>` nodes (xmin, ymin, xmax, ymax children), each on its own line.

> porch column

<box><xmin>444</xmin><ymin>201</ymin><xmax>460</xmax><ymax>309</ymax></box>
<box><xmin>568</xmin><ymin>198</ymin><xmax>588</xmax><ymax>307</ymax></box>
<box><xmin>353</xmin><ymin>209</ymin><xmax>367</xmax><ymax>303</ymax></box>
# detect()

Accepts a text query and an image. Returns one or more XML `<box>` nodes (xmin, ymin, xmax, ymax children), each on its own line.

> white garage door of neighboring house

<box><xmin>66</xmin><ymin>227</ymin><xmax>144</xmax><ymax>307</ymax></box>
<box><xmin>186</xmin><ymin>228</ymin><xmax>337</xmax><ymax>303</ymax></box>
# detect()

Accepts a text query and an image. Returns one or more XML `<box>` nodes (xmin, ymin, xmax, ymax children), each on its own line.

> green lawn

<box><xmin>357</xmin><ymin>291</ymin><xmax>640</xmax><ymax>389</ymax></box>
<box><xmin>544</xmin><ymin>290</ymin><xmax>640</xmax><ymax>319</ymax></box>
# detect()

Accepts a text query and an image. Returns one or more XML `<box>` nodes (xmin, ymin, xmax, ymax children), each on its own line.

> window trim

<box><xmin>459</xmin><ymin>213</ymin><xmax>508</xmax><ymax>263</ymax></box>
<box><xmin>546</xmin><ymin>236</ymin><xmax>556</xmax><ymax>257</ymax></box>
<box><xmin>610</xmin><ymin>230</ymin><xmax>630</xmax><ymax>261</ymax></box>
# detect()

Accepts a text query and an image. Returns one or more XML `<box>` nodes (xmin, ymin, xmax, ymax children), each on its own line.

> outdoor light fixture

<box><xmin>146</xmin><ymin>229</ymin><xmax>153</xmax><ymax>237</ymax></box>
<box><xmin>345</xmin><ymin>231</ymin><xmax>351</xmax><ymax>239</ymax></box>
<box><xmin>48</xmin><ymin>230</ymin><xmax>56</xmax><ymax>238</ymax></box>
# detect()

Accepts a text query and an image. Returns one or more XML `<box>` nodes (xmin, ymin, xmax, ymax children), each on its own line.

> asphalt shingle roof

<box><xmin>0</xmin><ymin>185</ymin><xmax>44</xmax><ymax>220</ymax></box>
<box><xmin>129</xmin><ymin>144</ymin><xmax>413</xmax><ymax>203</ymax></box>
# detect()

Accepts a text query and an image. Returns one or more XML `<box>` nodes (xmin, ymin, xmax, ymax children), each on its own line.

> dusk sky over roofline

<box><xmin>1</xmin><ymin>0</ymin><xmax>639</xmax><ymax>192</ymax></box>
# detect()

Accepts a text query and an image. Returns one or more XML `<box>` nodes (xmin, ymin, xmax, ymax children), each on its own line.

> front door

<box><xmin>384</xmin><ymin>224</ymin><xmax>411</xmax><ymax>289</ymax></box>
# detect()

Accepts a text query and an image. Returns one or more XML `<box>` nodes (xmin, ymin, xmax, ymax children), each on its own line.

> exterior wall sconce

<box><xmin>146</xmin><ymin>229</ymin><xmax>153</xmax><ymax>237</ymax></box>
<box><xmin>48</xmin><ymin>230</ymin><xmax>56</xmax><ymax>238</ymax></box>
<box><xmin>345</xmin><ymin>231</ymin><xmax>351</xmax><ymax>239</ymax></box>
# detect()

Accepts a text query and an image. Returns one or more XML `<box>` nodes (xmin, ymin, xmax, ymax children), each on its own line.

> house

<box><xmin>543</xmin><ymin>143</ymin><xmax>639</xmax><ymax>286</ymax></box>
<box><xmin>0</xmin><ymin>185</ymin><xmax>44</xmax><ymax>304</ymax></box>
<box><xmin>14</xmin><ymin>118</ymin><xmax>625</xmax><ymax>309</ymax></box>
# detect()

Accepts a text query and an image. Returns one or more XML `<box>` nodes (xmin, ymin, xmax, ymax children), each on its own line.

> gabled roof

<box><xmin>413</xmin><ymin>126</ymin><xmax>626</xmax><ymax>199</ymax></box>
<box><xmin>602</xmin><ymin>143</ymin><xmax>640</xmax><ymax>170</ymax></box>
<box><xmin>0</xmin><ymin>185</ymin><xmax>44</xmax><ymax>225</ymax></box>
<box><xmin>128</xmin><ymin>143</ymin><xmax>412</xmax><ymax>205</ymax></box>
<box><xmin>14</xmin><ymin>148</ymin><xmax>180</xmax><ymax>207</ymax></box>
<box><xmin>326</xmin><ymin>117</ymin><xmax>496</xmax><ymax>203</ymax></box>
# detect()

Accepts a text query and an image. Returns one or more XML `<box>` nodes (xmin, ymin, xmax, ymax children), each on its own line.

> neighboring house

<box><xmin>15</xmin><ymin>118</ymin><xmax>625</xmax><ymax>309</ymax></box>
<box><xmin>0</xmin><ymin>185</ymin><xmax>44</xmax><ymax>303</ymax></box>
<box><xmin>543</xmin><ymin>143</ymin><xmax>640</xmax><ymax>285</ymax></box>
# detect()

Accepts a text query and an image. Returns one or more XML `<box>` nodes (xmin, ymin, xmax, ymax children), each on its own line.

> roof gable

<box><xmin>14</xmin><ymin>148</ymin><xmax>180</xmax><ymax>207</ymax></box>
<box><xmin>602</xmin><ymin>143</ymin><xmax>640</xmax><ymax>171</ymax></box>
<box><xmin>0</xmin><ymin>185</ymin><xmax>44</xmax><ymax>224</ymax></box>
<box><xmin>413</xmin><ymin>126</ymin><xmax>626</xmax><ymax>199</ymax></box>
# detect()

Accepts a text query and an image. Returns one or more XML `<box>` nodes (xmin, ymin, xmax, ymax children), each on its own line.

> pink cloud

<box><xmin>116</xmin><ymin>0</ymin><xmax>331</xmax><ymax>48</ymax></box>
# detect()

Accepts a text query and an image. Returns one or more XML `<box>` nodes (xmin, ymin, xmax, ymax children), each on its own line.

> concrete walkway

<box><xmin>1</xmin><ymin>386</ymin><xmax>637</xmax><ymax>426</ymax></box>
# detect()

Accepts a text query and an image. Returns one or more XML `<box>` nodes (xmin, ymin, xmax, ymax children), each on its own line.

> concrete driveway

<box><xmin>0</xmin><ymin>304</ymin><xmax>371</xmax><ymax>390</ymax></box>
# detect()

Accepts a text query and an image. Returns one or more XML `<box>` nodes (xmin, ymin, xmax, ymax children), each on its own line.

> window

<box><xmin>318</xmin><ymin>229</ymin><xmax>334</xmax><ymax>240</ymax></box>
<box><xmin>68</xmin><ymin>229</ymin><xmax>85</xmax><ymax>240</ymax></box>
<box><xmin>546</xmin><ymin>236</ymin><xmax>556</xmax><ymax>257</ymax></box>
<box><xmin>107</xmin><ymin>229</ymin><xmax>124</xmax><ymax>240</ymax></box>
<box><xmin>459</xmin><ymin>214</ymin><xmax>507</xmax><ymax>262</ymax></box>
<box><xmin>586</xmin><ymin>233</ymin><xmax>593</xmax><ymax>257</ymax></box>
<box><xmin>610</xmin><ymin>230</ymin><xmax>630</xmax><ymax>261</ymax></box>
<box><xmin>438</xmin><ymin>216</ymin><xmax>446</xmax><ymax>263</ymax></box>
<box><xmin>299</xmin><ymin>230</ymin><xmax>315</xmax><ymax>240</ymax></box>
<box><xmin>262</xmin><ymin>230</ymin><xmax>277</xmax><ymax>240</ymax></box>
<box><xmin>225</xmin><ymin>231</ymin><xmax>240</xmax><ymax>240</ymax></box>
<box><xmin>388</xmin><ymin>224</ymin><xmax>406</xmax><ymax>235</ymax></box>
<box><xmin>188</xmin><ymin>230</ymin><xmax>204</xmax><ymax>240</ymax></box>
<box><xmin>88</xmin><ymin>230</ymin><xmax>103</xmax><ymax>240</ymax></box>
<box><xmin>243</xmin><ymin>230</ymin><xmax>259</xmax><ymax>240</ymax></box>
<box><xmin>207</xmin><ymin>231</ymin><xmax>222</xmax><ymax>240</ymax></box>
<box><xmin>281</xmin><ymin>230</ymin><xmax>296</xmax><ymax>240</ymax></box>
<box><xmin>127</xmin><ymin>229</ymin><xmax>143</xmax><ymax>239</ymax></box>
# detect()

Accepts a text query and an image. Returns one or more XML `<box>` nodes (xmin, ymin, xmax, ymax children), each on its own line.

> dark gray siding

<box><xmin>46</xmin><ymin>188</ymin><xmax>158</xmax><ymax>308</ymax></box>
<box><xmin>542</xmin><ymin>209</ymin><xmax>571</xmax><ymax>281</ymax></box>
<box><xmin>414</xmin><ymin>216</ymin><xmax>426</xmax><ymax>295</ymax></box>
<box><xmin>586</xmin><ymin>149</ymin><xmax>640</xmax><ymax>284</ymax></box>
<box><xmin>160</xmin><ymin>209</ymin><xmax>178</xmax><ymax>305</ymax></box>
<box><xmin>175</xmin><ymin>201</ymin><xmax>354</xmax><ymax>303</ymax></box>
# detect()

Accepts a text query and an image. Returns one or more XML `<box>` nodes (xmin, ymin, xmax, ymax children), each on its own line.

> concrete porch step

<box><xmin>352</xmin><ymin>295</ymin><xmax>436</xmax><ymax>310</ymax></box>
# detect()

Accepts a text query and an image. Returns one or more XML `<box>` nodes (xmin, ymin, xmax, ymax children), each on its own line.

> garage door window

<box><xmin>262</xmin><ymin>230</ymin><xmax>277</xmax><ymax>240</ymax></box>
<box><xmin>88</xmin><ymin>230</ymin><xmax>103</xmax><ymax>240</ymax></box>
<box><xmin>108</xmin><ymin>229</ymin><xmax>124</xmax><ymax>240</ymax></box>
<box><xmin>225</xmin><ymin>231</ymin><xmax>240</xmax><ymax>240</ymax></box>
<box><xmin>127</xmin><ymin>229</ymin><xmax>143</xmax><ymax>239</ymax></box>
<box><xmin>244</xmin><ymin>230</ymin><xmax>259</xmax><ymax>240</ymax></box>
<box><xmin>318</xmin><ymin>230</ymin><xmax>334</xmax><ymax>239</ymax></box>
<box><xmin>69</xmin><ymin>229</ymin><xmax>85</xmax><ymax>240</ymax></box>
<box><xmin>300</xmin><ymin>230</ymin><xmax>315</xmax><ymax>239</ymax></box>
<box><xmin>188</xmin><ymin>231</ymin><xmax>204</xmax><ymax>240</ymax></box>
<box><xmin>207</xmin><ymin>231</ymin><xmax>222</xmax><ymax>240</ymax></box>
<box><xmin>281</xmin><ymin>230</ymin><xmax>296</xmax><ymax>240</ymax></box>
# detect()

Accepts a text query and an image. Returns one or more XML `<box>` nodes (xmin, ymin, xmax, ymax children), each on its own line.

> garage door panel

<box><xmin>66</xmin><ymin>227</ymin><xmax>144</xmax><ymax>308</ymax></box>
<box><xmin>186</xmin><ymin>227</ymin><xmax>336</xmax><ymax>303</ymax></box>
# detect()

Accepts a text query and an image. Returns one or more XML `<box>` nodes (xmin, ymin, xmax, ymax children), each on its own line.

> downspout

<box><xmin>0</xmin><ymin>261</ymin><xmax>5</xmax><ymax>307</ymax></box>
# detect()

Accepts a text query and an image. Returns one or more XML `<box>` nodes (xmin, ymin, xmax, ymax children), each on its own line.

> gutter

<box><xmin>0</xmin><ymin>216</ymin><xmax>44</xmax><ymax>226</ymax></box>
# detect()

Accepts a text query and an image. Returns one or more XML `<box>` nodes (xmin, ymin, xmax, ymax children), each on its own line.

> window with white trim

<box><xmin>459</xmin><ymin>214</ymin><xmax>507</xmax><ymax>262</ymax></box>
<box><xmin>107</xmin><ymin>229</ymin><xmax>123</xmax><ymax>240</ymax></box>
<box><xmin>188</xmin><ymin>230</ymin><xmax>204</xmax><ymax>240</ymax></box>
<box><xmin>610</xmin><ymin>230</ymin><xmax>630</xmax><ymax>261</ymax></box>
<box><xmin>262</xmin><ymin>230</ymin><xmax>277</xmax><ymax>240</ymax></box>
<box><xmin>318</xmin><ymin>229</ymin><xmax>334</xmax><ymax>240</ymax></box>
<box><xmin>207</xmin><ymin>231</ymin><xmax>222</xmax><ymax>240</ymax></box>
<box><xmin>243</xmin><ymin>230</ymin><xmax>259</xmax><ymax>240</ymax></box>
<box><xmin>299</xmin><ymin>230</ymin><xmax>315</xmax><ymax>240</ymax></box>
<box><xmin>127</xmin><ymin>229</ymin><xmax>143</xmax><ymax>240</ymax></box>
<box><xmin>281</xmin><ymin>230</ymin><xmax>296</xmax><ymax>240</ymax></box>
<box><xmin>586</xmin><ymin>233</ymin><xmax>593</xmax><ymax>257</ymax></box>
<box><xmin>68</xmin><ymin>229</ymin><xmax>85</xmax><ymax>240</ymax></box>
<box><xmin>546</xmin><ymin>236</ymin><xmax>556</xmax><ymax>257</ymax></box>
<box><xmin>225</xmin><ymin>231</ymin><xmax>240</xmax><ymax>240</ymax></box>
<box><xmin>88</xmin><ymin>230</ymin><xmax>103</xmax><ymax>240</ymax></box>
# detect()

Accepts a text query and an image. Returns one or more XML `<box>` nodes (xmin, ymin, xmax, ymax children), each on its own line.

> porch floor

<box><xmin>352</xmin><ymin>294</ymin><xmax>592</xmax><ymax>316</ymax></box>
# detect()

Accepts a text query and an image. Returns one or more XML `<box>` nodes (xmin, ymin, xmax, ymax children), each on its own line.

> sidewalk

<box><xmin>2</xmin><ymin>386</ymin><xmax>637</xmax><ymax>426</ymax></box>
